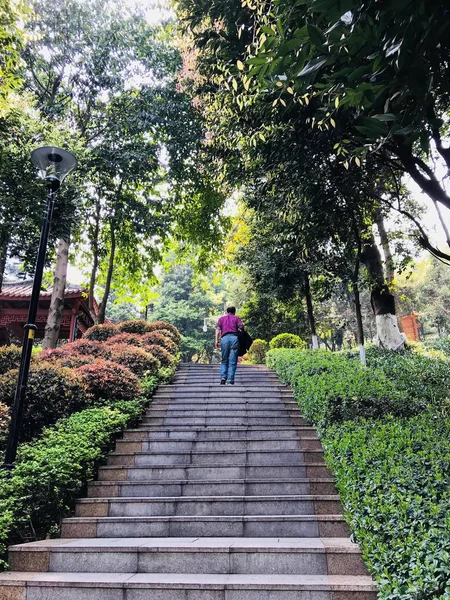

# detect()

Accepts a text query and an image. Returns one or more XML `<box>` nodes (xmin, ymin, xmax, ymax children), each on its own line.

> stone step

<box><xmin>0</xmin><ymin>571</ymin><xmax>378</xmax><ymax>599</ymax></box>
<box><xmin>75</xmin><ymin>495</ymin><xmax>342</xmax><ymax>518</ymax></box>
<box><xmin>157</xmin><ymin>385</ymin><xmax>290</xmax><ymax>391</ymax></box>
<box><xmin>142</xmin><ymin>416</ymin><xmax>307</xmax><ymax>427</ymax></box>
<box><xmin>87</xmin><ymin>478</ymin><xmax>337</xmax><ymax>498</ymax></box>
<box><xmin>174</xmin><ymin>376</ymin><xmax>280</xmax><ymax>384</ymax></box>
<box><xmin>122</xmin><ymin>427</ymin><xmax>317</xmax><ymax>441</ymax></box>
<box><xmin>145</xmin><ymin>408</ymin><xmax>298</xmax><ymax>417</ymax></box>
<box><xmin>9</xmin><ymin>537</ymin><xmax>367</xmax><ymax>576</ymax></box>
<box><xmin>152</xmin><ymin>393</ymin><xmax>293</xmax><ymax>401</ymax></box>
<box><xmin>115</xmin><ymin>437</ymin><xmax>323</xmax><ymax>453</ymax></box>
<box><xmin>97</xmin><ymin>464</ymin><xmax>332</xmax><ymax>482</ymax></box>
<box><xmin>156</xmin><ymin>388</ymin><xmax>290</xmax><ymax>394</ymax></box>
<box><xmin>61</xmin><ymin>514</ymin><xmax>350</xmax><ymax>538</ymax></box>
<box><xmin>170</xmin><ymin>381</ymin><xmax>284</xmax><ymax>386</ymax></box>
<box><xmin>149</xmin><ymin>401</ymin><xmax>298</xmax><ymax>408</ymax></box>
<box><xmin>107</xmin><ymin>449</ymin><xmax>325</xmax><ymax>467</ymax></box>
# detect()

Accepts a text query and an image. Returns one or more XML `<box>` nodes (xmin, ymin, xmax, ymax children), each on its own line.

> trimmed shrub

<box><xmin>104</xmin><ymin>333</ymin><xmax>143</xmax><ymax>348</ymax></box>
<box><xmin>246</xmin><ymin>339</ymin><xmax>269</xmax><ymax>364</ymax></box>
<box><xmin>146</xmin><ymin>320</ymin><xmax>181</xmax><ymax>344</ymax></box>
<box><xmin>0</xmin><ymin>402</ymin><xmax>144</xmax><ymax>568</ymax></box>
<box><xmin>39</xmin><ymin>353</ymin><xmax>93</xmax><ymax>369</ymax></box>
<box><xmin>268</xmin><ymin>347</ymin><xmax>450</xmax><ymax>599</ymax></box>
<box><xmin>355</xmin><ymin>345</ymin><xmax>450</xmax><ymax>409</ymax></box>
<box><xmin>0</xmin><ymin>346</ymin><xmax>21</xmax><ymax>375</ymax></box>
<box><xmin>269</xmin><ymin>333</ymin><xmax>306</xmax><ymax>350</ymax></box>
<box><xmin>40</xmin><ymin>340</ymin><xmax>110</xmax><ymax>362</ymax></box>
<box><xmin>142</xmin><ymin>331</ymin><xmax>178</xmax><ymax>354</ymax></box>
<box><xmin>428</xmin><ymin>336</ymin><xmax>450</xmax><ymax>356</ymax></box>
<box><xmin>83</xmin><ymin>323</ymin><xmax>118</xmax><ymax>342</ymax></box>
<box><xmin>117</xmin><ymin>320</ymin><xmax>152</xmax><ymax>335</ymax></box>
<box><xmin>38</xmin><ymin>347</ymin><xmax>66</xmax><ymax>363</ymax></box>
<box><xmin>0</xmin><ymin>363</ymin><xmax>88</xmax><ymax>443</ymax></box>
<box><xmin>266</xmin><ymin>349</ymin><xmax>421</xmax><ymax>429</ymax></box>
<box><xmin>145</xmin><ymin>344</ymin><xmax>174</xmax><ymax>368</ymax></box>
<box><xmin>75</xmin><ymin>359</ymin><xmax>140</xmax><ymax>402</ymax></box>
<box><xmin>64</xmin><ymin>339</ymin><xmax>110</xmax><ymax>358</ymax></box>
<box><xmin>324</xmin><ymin>416</ymin><xmax>450</xmax><ymax>599</ymax></box>
<box><xmin>0</xmin><ymin>402</ymin><xmax>9</xmax><ymax>445</ymax></box>
<box><xmin>108</xmin><ymin>343</ymin><xmax>160</xmax><ymax>378</ymax></box>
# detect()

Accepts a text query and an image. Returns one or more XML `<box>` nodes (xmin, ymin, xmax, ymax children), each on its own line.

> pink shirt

<box><xmin>217</xmin><ymin>314</ymin><xmax>243</xmax><ymax>336</ymax></box>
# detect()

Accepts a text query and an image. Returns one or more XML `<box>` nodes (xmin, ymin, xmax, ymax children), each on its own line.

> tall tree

<box><xmin>174</xmin><ymin>0</ymin><xmax>439</xmax><ymax>348</ymax></box>
<box><xmin>241</xmin><ymin>0</ymin><xmax>450</xmax><ymax>211</ymax></box>
<box><xmin>0</xmin><ymin>0</ymin><xmax>28</xmax><ymax>116</ymax></box>
<box><xmin>24</xmin><ymin>0</ymin><xmax>225</xmax><ymax>340</ymax></box>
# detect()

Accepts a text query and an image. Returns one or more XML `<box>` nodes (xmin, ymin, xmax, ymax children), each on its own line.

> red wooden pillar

<box><xmin>69</xmin><ymin>299</ymin><xmax>81</xmax><ymax>342</ymax></box>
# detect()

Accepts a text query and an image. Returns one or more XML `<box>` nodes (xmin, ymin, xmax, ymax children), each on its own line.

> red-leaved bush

<box><xmin>0</xmin><ymin>363</ymin><xmax>88</xmax><ymax>442</ymax></box>
<box><xmin>142</xmin><ymin>331</ymin><xmax>178</xmax><ymax>353</ymax></box>
<box><xmin>83</xmin><ymin>324</ymin><xmax>118</xmax><ymax>342</ymax></box>
<box><xmin>146</xmin><ymin>321</ymin><xmax>181</xmax><ymax>344</ymax></box>
<box><xmin>39</xmin><ymin>351</ymin><xmax>93</xmax><ymax>369</ymax></box>
<box><xmin>63</xmin><ymin>339</ymin><xmax>110</xmax><ymax>358</ymax></box>
<box><xmin>108</xmin><ymin>343</ymin><xmax>160</xmax><ymax>378</ymax></box>
<box><xmin>104</xmin><ymin>333</ymin><xmax>143</xmax><ymax>348</ymax></box>
<box><xmin>116</xmin><ymin>320</ymin><xmax>152</xmax><ymax>335</ymax></box>
<box><xmin>75</xmin><ymin>359</ymin><xmax>140</xmax><ymax>401</ymax></box>
<box><xmin>145</xmin><ymin>344</ymin><xmax>174</xmax><ymax>368</ymax></box>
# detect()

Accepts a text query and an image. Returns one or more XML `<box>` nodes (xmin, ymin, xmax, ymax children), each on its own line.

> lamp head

<box><xmin>31</xmin><ymin>146</ymin><xmax>77</xmax><ymax>188</ymax></box>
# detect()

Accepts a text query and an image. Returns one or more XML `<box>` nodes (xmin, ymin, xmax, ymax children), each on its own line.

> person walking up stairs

<box><xmin>0</xmin><ymin>364</ymin><xmax>377</xmax><ymax>599</ymax></box>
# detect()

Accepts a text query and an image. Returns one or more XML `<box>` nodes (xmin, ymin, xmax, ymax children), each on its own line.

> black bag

<box><xmin>238</xmin><ymin>329</ymin><xmax>253</xmax><ymax>357</ymax></box>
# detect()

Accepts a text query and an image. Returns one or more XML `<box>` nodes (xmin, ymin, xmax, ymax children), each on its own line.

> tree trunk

<box><xmin>361</xmin><ymin>234</ymin><xmax>405</xmax><ymax>350</ymax></box>
<box><xmin>88</xmin><ymin>197</ymin><xmax>101</xmax><ymax>323</ymax></box>
<box><xmin>303</xmin><ymin>273</ymin><xmax>319</xmax><ymax>349</ymax></box>
<box><xmin>43</xmin><ymin>236</ymin><xmax>70</xmax><ymax>349</ymax></box>
<box><xmin>0</xmin><ymin>236</ymin><xmax>8</xmax><ymax>293</ymax></box>
<box><xmin>353</xmin><ymin>282</ymin><xmax>366</xmax><ymax>365</ymax></box>
<box><xmin>432</xmin><ymin>198</ymin><xmax>450</xmax><ymax>249</ymax></box>
<box><xmin>97</xmin><ymin>222</ymin><xmax>116</xmax><ymax>324</ymax></box>
<box><xmin>375</xmin><ymin>209</ymin><xmax>405</xmax><ymax>332</ymax></box>
<box><xmin>375</xmin><ymin>210</ymin><xmax>394</xmax><ymax>286</ymax></box>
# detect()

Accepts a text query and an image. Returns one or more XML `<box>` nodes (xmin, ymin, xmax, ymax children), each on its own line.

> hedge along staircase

<box><xmin>0</xmin><ymin>363</ymin><xmax>377</xmax><ymax>599</ymax></box>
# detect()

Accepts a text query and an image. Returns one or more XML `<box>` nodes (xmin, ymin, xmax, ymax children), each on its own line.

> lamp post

<box><xmin>3</xmin><ymin>147</ymin><xmax>77</xmax><ymax>471</ymax></box>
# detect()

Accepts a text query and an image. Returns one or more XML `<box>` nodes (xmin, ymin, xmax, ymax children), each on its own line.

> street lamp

<box><xmin>3</xmin><ymin>147</ymin><xmax>77</xmax><ymax>471</ymax></box>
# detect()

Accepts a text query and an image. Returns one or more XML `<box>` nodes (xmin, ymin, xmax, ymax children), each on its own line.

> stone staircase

<box><xmin>0</xmin><ymin>363</ymin><xmax>377</xmax><ymax>599</ymax></box>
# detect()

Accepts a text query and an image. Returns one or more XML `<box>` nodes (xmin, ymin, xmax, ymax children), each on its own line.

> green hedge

<box><xmin>266</xmin><ymin>349</ymin><xmax>422</xmax><ymax>429</ymax></box>
<box><xmin>324</xmin><ymin>416</ymin><xmax>450</xmax><ymax>600</ymax></box>
<box><xmin>267</xmin><ymin>347</ymin><xmax>450</xmax><ymax>600</ymax></box>
<box><xmin>269</xmin><ymin>333</ymin><xmax>306</xmax><ymax>350</ymax></box>
<box><xmin>246</xmin><ymin>339</ymin><xmax>269</xmax><ymax>364</ymax></box>
<box><xmin>353</xmin><ymin>345</ymin><xmax>450</xmax><ymax>409</ymax></box>
<box><xmin>0</xmin><ymin>401</ymin><xmax>144</xmax><ymax>569</ymax></box>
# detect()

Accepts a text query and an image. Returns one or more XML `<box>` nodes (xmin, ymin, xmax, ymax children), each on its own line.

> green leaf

<box><xmin>278</xmin><ymin>38</ymin><xmax>303</xmax><ymax>55</ymax></box>
<box><xmin>359</xmin><ymin>117</ymin><xmax>389</xmax><ymax>135</ymax></box>
<box><xmin>372</xmin><ymin>113</ymin><xmax>396</xmax><ymax>122</ymax></box>
<box><xmin>297</xmin><ymin>56</ymin><xmax>328</xmax><ymax>77</ymax></box>
<box><xmin>306</xmin><ymin>23</ymin><xmax>327</xmax><ymax>48</ymax></box>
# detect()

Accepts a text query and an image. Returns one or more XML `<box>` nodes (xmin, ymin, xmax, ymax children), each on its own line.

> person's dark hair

<box><xmin>226</xmin><ymin>306</ymin><xmax>236</xmax><ymax>314</ymax></box>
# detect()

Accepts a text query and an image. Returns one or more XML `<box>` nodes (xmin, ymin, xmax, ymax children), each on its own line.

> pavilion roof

<box><xmin>0</xmin><ymin>280</ymin><xmax>87</xmax><ymax>300</ymax></box>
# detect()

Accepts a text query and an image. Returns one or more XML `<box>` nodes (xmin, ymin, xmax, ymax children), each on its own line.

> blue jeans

<box><xmin>220</xmin><ymin>334</ymin><xmax>239</xmax><ymax>382</ymax></box>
